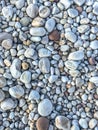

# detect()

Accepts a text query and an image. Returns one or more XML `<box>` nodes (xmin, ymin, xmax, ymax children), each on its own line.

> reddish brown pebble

<box><xmin>89</xmin><ymin>57</ymin><xmax>95</xmax><ymax>65</ymax></box>
<box><xmin>76</xmin><ymin>7</ymin><xmax>82</xmax><ymax>13</ymax></box>
<box><xmin>36</xmin><ymin>117</ymin><xmax>49</xmax><ymax>130</ymax></box>
<box><xmin>49</xmin><ymin>30</ymin><xmax>60</xmax><ymax>41</ymax></box>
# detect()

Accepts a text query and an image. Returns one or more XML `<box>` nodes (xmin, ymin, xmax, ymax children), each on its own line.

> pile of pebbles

<box><xmin>0</xmin><ymin>0</ymin><xmax>98</xmax><ymax>130</ymax></box>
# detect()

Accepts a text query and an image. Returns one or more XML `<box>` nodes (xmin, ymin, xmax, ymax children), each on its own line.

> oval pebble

<box><xmin>30</xmin><ymin>27</ymin><xmax>46</xmax><ymax>36</ymax></box>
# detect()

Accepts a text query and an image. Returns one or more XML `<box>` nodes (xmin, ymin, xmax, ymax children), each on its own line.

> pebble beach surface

<box><xmin>0</xmin><ymin>0</ymin><xmax>98</xmax><ymax>130</ymax></box>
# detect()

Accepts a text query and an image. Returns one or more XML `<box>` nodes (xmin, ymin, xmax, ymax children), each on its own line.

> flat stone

<box><xmin>49</xmin><ymin>30</ymin><xmax>60</xmax><ymax>41</ymax></box>
<box><xmin>10</xmin><ymin>59</ymin><xmax>21</xmax><ymax>78</ymax></box>
<box><xmin>39</xmin><ymin>58</ymin><xmax>50</xmax><ymax>73</ymax></box>
<box><xmin>36</xmin><ymin>117</ymin><xmax>49</xmax><ymax>130</ymax></box>
<box><xmin>0</xmin><ymin>32</ymin><xmax>12</xmax><ymax>42</ymax></box>
<box><xmin>79</xmin><ymin>118</ymin><xmax>88</xmax><ymax>129</ymax></box>
<box><xmin>0</xmin><ymin>90</ymin><xmax>5</xmax><ymax>102</ymax></box>
<box><xmin>29</xmin><ymin>90</ymin><xmax>40</xmax><ymax>101</ymax></box>
<box><xmin>93</xmin><ymin>2</ymin><xmax>98</xmax><ymax>15</ymax></box>
<box><xmin>89</xmin><ymin>119</ymin><xmax>97</xmax><ymax>129</ymax></box>
<box><xmin>20</xmin><ymin>71</ymin><xmax>31</xmax><ymax>84</ymax></box>
<box><xmin>1</xmin><ymin>98</ymin><xmax>15</xmax><ymax>111</ymax></box>
<box><xmin>60</xmin><ymin>45</ymin><xmax>69</xmax><ymax>52</ymax></box>
<box><xmin>55</xmin><ymin>116</ymin><xmax>71</xmax><ymax>130</ymax></box>
<box><xmin>26</xmin><ymin>4</ymin><xmax>38</xmax><ymax>18</ymax></box>
<box><xmin>38</xmin><ymin>99</ymin><xmax>53</xmax><ymax>116</ymax></box>
<box><xmin>78</xmin><ymin>25</ymin><xmax>89</xmax><ymax>33</ymax></box>
<box><xmin>65</xmin><ymin>31</ymin><xmax>77</xmax><ymax>43</ymax></box>
<box><xmin>15</xmin><ymin>0</ymin><xmax>25</xmax><ymax>9</ymax></box>
<box><xmin>24</xmin><ymin>48</ymin><xmax>35</xmax><ymax>58</ymax></box>
<box><xmin>49</xmin><ymin>75</ymin><xmax>58</xmax><ymax>83</ymax></box>
<box><xmin>39</xmin><ymin>6</ymin><xmax>50</xmax><ymax>18</ymax></box>
<box><xmin>9</xmin><ymin>85</ymin><xmax>24</xmax><ymax>99</ymax></box>
<box><xmin>89</xmin><ymin>77</ymin><xmax>98</xmax><ymax>84</ymax></box>
<box><xmin>2</xmin><ymin>39</ymin><xmax>13</xmax><ymax>49</ymax></box>
<box><xmin>30</xmin><ymin>27</ymin><xmax>46</xmax><ymax>36</ymax></box>
<box><xmin>68</xmin><ymin>50</ymin><xmax>84</xmax><ymax>60</ymax></box>
<box><xmin>60</xmin><ymin>0</ymin><xmax>73</xmax><ymax>9</ymax></box>
<box><xmin>0</xmin><ymin>76</ymin><xmax>6</xmax><ymax>88</ymax></box>
<box><xmin>32</xmin><ymin>17</ymin><xmax>45</xmax><ymax>27</ymax></box>
<box><xmin>90</xmin><ymin>40</ymin><xmax>98</xmax><ymax>49</ymax></box>
<box><xmin>65</xmin><ymin>60</ymin><xmax>79</xmax><ymax>70</ymax></box>
<box><xmin>68</xmin><ymin>8</ymin><xmax>78</xmax><ymax>18</ymax></box>
<box><xmin>74</xmin><ymin>0</ymin><xmax>85</xmax><ymax>6</ymax></box>
<box><xmin>45</xmin><ymin>18</ymin><xmax>56</xmax><ymax>32</ymax></box>
<box><xmin>2</xmin><ymin>6</ymin><xmax>13</xmax><ymax>19</ymax></box>
<box><xmin>38</xmin><ymin>48</ymin><xmax>51</xmax><ymax>57</ymax></box>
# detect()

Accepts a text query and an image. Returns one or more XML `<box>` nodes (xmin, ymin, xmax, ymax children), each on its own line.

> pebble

<box><xmin>20</xmin><ymin>17</ymin><xmax>30</xmax><ymax>26</ymax></box>
<box><xmin>49</xmin><ymin>75</ymin><xmax>58</xmax><ymax>83</ymax></box>
<box><xmin>93</xmin><ymin>2</ymin><xmax>98</xmax><ymax>15</ymax></box>
<box><xmin>89</xmin><ymin>119</ymin><xmax>97</xmax><ymax>129</ymax></box>
<box><xmin>79</xmin><ymin>118</ymin><xmax>88</xmax><ymax>129</ymax></box>
<box><xmin>10</xmin><ymin>59</ymin><xmax>21</xmax><ymax>78</ymax></box>
<box><xmin>38</xmin><ymin>48</ymin><xmax>51</xmax><ymax>57</ymax></box>
<box><xmin>0</xmin><ymin>90</ymin><xmax>5</xmax><ymax>102</ymax></box>
<box><xmin>30</xmin><ymin>27</ymin><xmax>46</xmax><ymax>36</ymax></box>
<box><xmin>69</xmin><ymin>70</ymin><xmax>80</xmax><ymax>77</ymax></box>
<box><xmin>9</xmin><ymin>85</ymin><xmax>24</xmax><ymax>99</ymax></box>
<box><xmin>26</xmin><ymin>4</ymin><xmax>38</xmax><ymax>18</ymax></box>
<box><xmin>38</xmin><ymin>99</ymin><xmax>53</xmax><ymax>116</ymax></box>
<box><xmin>74</xmin><ymin>0</ymin><xmax>85</xmax><ymax>6</ymax></box>
<box><xmin>45</xmin><ymin>18</ymin><xmax>56</xmax><ymax>32</ymax></box>
<box><xmin>78</xmin><ymin>25</ymin><xmax>89</xmax><ymax>33</ymax></box>
<box><xmin>15</xmin><ymin>0</ymin><xmax>25</xmax><ymax>9</ymax></box>
<box><xmin>65</xmin><ymin>60</ymin><xmax>79</xmax><ymax>70</ymax></box>
<box><xmin>2</xmin><ymin>6</ymin><xmax>13</xmax><ymax>20</ymax></box>
<box><xmin>0</xmin><ymin>32</ymin><xmax>12</xmax><ymax>41</ymax></box>
<box><xmin>60</xmin><ymin>45</ymin><xmax>69</xmax><ymax>52</ymax></box>
<box><xmin>1</xmin><ymin>98</ymin><xmax>15</xmax><ymax>111</ymax></box>
<box><xmin>22</xmin><ymin>62</ymin><xmax>29</xmax><ymax>70</ymax></box>
<box><xmin>71</xmin><ymin>125</ymin><xmax>80</xmax><ymax>130</ymax></box>
<box><xmin>90</xmin><ymin>40</ymin><xmax>98</xmax><ymax>49</ymax></box>
<box><xmin>89</xmin><ymin>77</ymin><xmax>98</xmax><ymax>84</ymax></box>
<box><xmin>39</xmin><ymin>6</ymin><xmax>50</xmax><ymax>18</ymax></box>
<box><xmin>36</xmin><ymin>117</ymin><xmax>49</xmax><ymax>130</ymax></box>
<box><xmin>68</xmin><ymin>50</ymin><xmax>84</xmax><ymax>60</ymax></box>
<box><xmin>49</xmin><ymin>30</ymin><xmax>60</xmax><ymax>41</ymax></box>
<box><xmin>39</xmin><ymin>58</ymin><xmax>50</xmax><ymax>73</ymax></box>
<box><xmin>2</xmin><ymin>39</ymin><xmax>13</xmax><ymax>49</ymax></box>
<box><xmin>68</xmin><ymin>8</ymin><xmax>78</xmax><ymax>18</ymax></box>
<box><xmin>32</xmin><ymin>17</ymin><xmax>45</xmax><ymax>27</ymax></box>
<box><xmin>55</xmin><ymin>116</ymin><xmax>70</xmax><ymax>130</ymax></box>
<box><xmin>24</xmin><ymin>48</ymin><xmax>35</xmax><ymax>58</ymax></box>
<box><xmin>65</xmin><ymin>31</ymin><xmax>77</xmax><ymax>43</ymax></box>
<box><xmin>0</xmin><ymin>76</ymin><xmax>6</xmax><ymax>88</ymax></box>
<box><xmin>29</xmin><ymin>90</ymin><xmax>40</xmax><ymax>101</ymax></box>
<box><xmin>20</xmin><ymin>71</ymin><xmax>31</xmax><ymax>84</ymax></box>
<box><xmin>60</xmin><ymin>0</ymin><xmax>73</xmax><ymax>9</ymax></box>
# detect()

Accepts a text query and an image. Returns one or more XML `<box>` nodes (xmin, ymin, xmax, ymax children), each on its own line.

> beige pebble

<box><xmin>4</xmin><ymin>59</ymin><xmax>11</xmax><ymax>67</ymax></box>
<box><xmin>22</xmin><ymin>62</ymin><xmax>29</xmax><ymax>70</ymax></box>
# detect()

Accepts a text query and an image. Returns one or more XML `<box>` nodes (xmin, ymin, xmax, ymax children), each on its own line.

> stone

<box><xmin>65</xmin><ymin>31</ymin><xmax>77</xmax><ymax>43</ymax></box>
<box><xmin>30</xmin><ymin>27</ymin><xmax>46</xmax><ymax>36</ymax></box>
<box><xmin>68</xmin><ymin>50</ymin><xmax>84</xmax><ymax>60</ymax></box>
<box><xmin>60</xmin><ymin>0</ymin><xmax>73</xmax><ymax>9</ymax></box>
<box><xmin>86</xmin><ymin>0</ymin><xmax>94</xmax><ymax>6</ymax></box>
<box><xmin>39</xmin><ymin>6</ymin><xmax>50</xmax><ymax>18</ymax></box>
<box><xmin>0</xmin><ymin>32</ymin><xmax>12</xmax><ymax>42</ymax></box>
<box><xmin>10</xmin><ymin>59</ymin><xmax>21</xmax><ymax>79</ymax></box>
<box><xmin>38</xmin><ymin>48</ymin><xmax>51</xmax><ymax>57</ymax></box>
<box><xmin>15</xmin><ymin>0</ymin><xmax>25</xmax><ymax>9</ymax></box>
<box><xmin>0</xmin><ymin>76</ymin><xmax>6</xmax><ymax>88</ymax></box>
<box><xmin>55</xmin><ymin>116</ymin><xmax>71</xmax><ymax>130</ymax></box>
<box><xmin>39</xmin><ymin>58</ymin><xmax>50</xmax><ymax>73</ymax></box>
<box><xmin>2</xmin><ymin>6</ymin><xmax>13</xmax><ymax>19</ymax></box>
<box><xmin>20</xmin><ymin>71</ymin><xmax>31</xmax><ymax>84</ymax></box>
<box><xmin>69</xmin><ymin>70</ymin><xmax>80</xmax><ymax>77</ymax></box>
<box><xmin>74</xmin><ymin>0</ymin><xmax>85</xmax><ymax>6</ymax></box>
<box><xmin>71</xmin><ymin>125</ymin><xmax>80</xmax><ymax>130</ymax></box>
<box><xmin>94</xmin><ymin>112</ymin><xmax>98</xmax><ymax>119</ymax></box>
<box><xmin>89</xmin><ymin>77</ymin><xmax>98</xmax><ymax>84</ymax></box>
<box><xmin>60</xmin><ymin>45</ymin><xmax>69</xmax><ymax>52</ymax></box>
<box><xmin>1</xmin><ymin>98</ymin><xmax>15</xmax><ymax>111</ymax></box>
<box><xmin>2</xmin><ymin>39</ymin><xmax>13</xmax><ymax>49</ymax></box>
<box><xmin>90</xmin><ymin>40</ymin><xmax>98</xmax><ymax>49</ymax></box>
<box><xmin>9</xmin><ymin>85</ymin><xmax>24</xmax><ymax>99</ymax></box>
<box><xmin>26</xmin><ymin>4</ymin><xmax>38</xmax><ymax>18</ymax></box>
<box><xmin>0</xmin><ymin>90</ymin><xmax>5</xmax><ymax>102</ymax></box>
<box><xmin>68</xmin><ymin>8</ymin><xmax>78</xmax><ymax>18</ymax></box>
<box><xmin>45</xmin><ymin>18</ymin><xmax>56</xmax><ymax>32</ymax></box>
<box><xmin>78</xmin><ymin>25</ymin><xmax>89</xmax><ymax>33</ymax></box>
<box><xmin>65</xmin><ymin>60</ymin><xmax>79</xmax><ymax>70</ymax></box>
<box><xmin>49</xmin><ymin>30</ymin><xmax>60</xmax><ymax>41</ymax></box>
<box><xmin>29</xmin><ymin>90</ymin><xmax>40</xmax><ymax>101</ymax></box>
<box><xmin>20</xmin><ymin>17</ymin><xmax>30</xmax><ymax>26</ymax></box>
<box><xmin>38</xmin><ymin>99</ymin><xmax>53</xmax><ymax>116</ymax></box>
<box><xmin>89</xmin><ymin>119</ymin><xmax>97</xmax><ymax>129</ymax></box>
<box><xmin>22</xmin><ymin>62</ymin><xmax>29</xmax><ymax>70</ymax></box>
<box><xmin>24</xmin><ymin>48</ymin><xmax>35</xmax><ymax>58</ymax></box>
<box><xmin>80</xmin><ymin>18</ymin><xmax>90</xmax><ymax>24</ymax></box>
<box><xmin>93</xmin><ymin>2</ymin><xmax>98</xmax><ymax>15</ymax></box>
<box><xmin>31</xmin><ymin>37</ymin><xmax>41</xmax><ymax>42</ymax></box>
<box><xmin>36</xmin><ymin>117</ymin><xmax>49</xmax><ymax>130</ymax></box>
<box><xmin>79</xmin><ymin>118</ymin><xmax>88</xmax><ymax>129</ymax></box>
<box><xmin>49</xmin><ymin>75</ymin><xmax>58</xmax><ymax>83</ymax></box>
<box><xmin>32</xmin><ymin>17</ymin><xmax>45</xmax><ymax>27</ymax></box>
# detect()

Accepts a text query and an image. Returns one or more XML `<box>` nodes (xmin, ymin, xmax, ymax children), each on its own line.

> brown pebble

<box><xmin>89</xmin><ymin>57</ymin><xmax>95</xmax><ymax>65</ymax></box>
<box><xmin>49</xmin><ymin>30</ymin><xmax>60</xmax><ymax>41</ymax></box>
<box><xmin>76</xmin><ymin>6</ymin><xmax>82</xmax><ymax>13</ymax></box>
<box><xmin>23</xmin><ymin>40</ymin><xmax>31</xmax><ymax>46</ymax></box>
<box><xmin>22</xmin><ymin>62</ymin><xmax>29</xmax><ymax>70</ymax></box>
<box><xmin>36</xmin><ymin>117</ymin><xmax>49</xmax><ymax>130</ymax></box>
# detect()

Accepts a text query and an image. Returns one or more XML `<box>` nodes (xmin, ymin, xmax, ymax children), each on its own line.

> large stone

<box><xmin>39</xmin><ymin>58</ymin><xmax>50</xmax><ymax>73</ymax></box>
<box><xmin>2</xmin><ymin>6</ymin><xmax>13</xmax><ymax>19</ymax></box>
<box><xmin>55</xmin><ymin>116</ymin><xmax>71</xmax><ymax>130</ymax></box>
<box><xmin>0</xmin><ymin>90</ymin><xmax>5</xmax><ymax>102</ymax></box>
<box><xmin>68</xmin><ymin>51</ymin><xmax>84</xmax><ymax>61</ymax></box>
<box><xmin>45</xmin><ymin>18</ymin><xmax>56</xmax><ymax>32</ymax></box>
<box><xmin>38</xmin><ymin>99</ymin><xmax>53</xmax><ymax>116</ymax></box>
<box><xmin>0</xmin><ymin>76</ymin><xmax>6</xmax><ymax>88</ymax></box>
<box><xmin>29</xmin><ymin>90</ymin><xmax>40</xmax><ymax>101</ymax></box>
<box><xmin>90</xmin><ymin>40</ymin><xmax>98</xmax><ymax>49</ymax></box>
<box><xmin>89</xmin><ymin>77</ymin><xmax>98</xmax><ymax>84</ymax></box>
<box><xmin>9</xmin><ymin>85</ymin><xmax>24</xmax><ymax>99</ymax></box>
<box><xmin>20</xmin><ymin>71</ymin><xmax>31</xmax><ymax>84</ymax></box>
<box><xmin>38</xmin><ymin>48</ymin><xmax>51</xmax><ymax>57</ymax></box>
<box><xmin>30</xmin><ymin>27</ymin><xmax>46</xmax><ymax>36</ymax></box>
<box><xmin>79</xmin><ymin>118</ymin><xmax>88</xmax><ymax>129</ymax></box>
<box><xmin>89</xmin><ymin>119</ymin><xmax>97</xmax><ymax>129</ymax></box>
<box><xmin>36</xmin><ymin>117</ymin><xmax>49</xmax><ymax>130</ymax></box>
<box><xmin>65</xmin><ymin>31</ymin><xmax>77</xmax><ymax>43</ymax></box>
